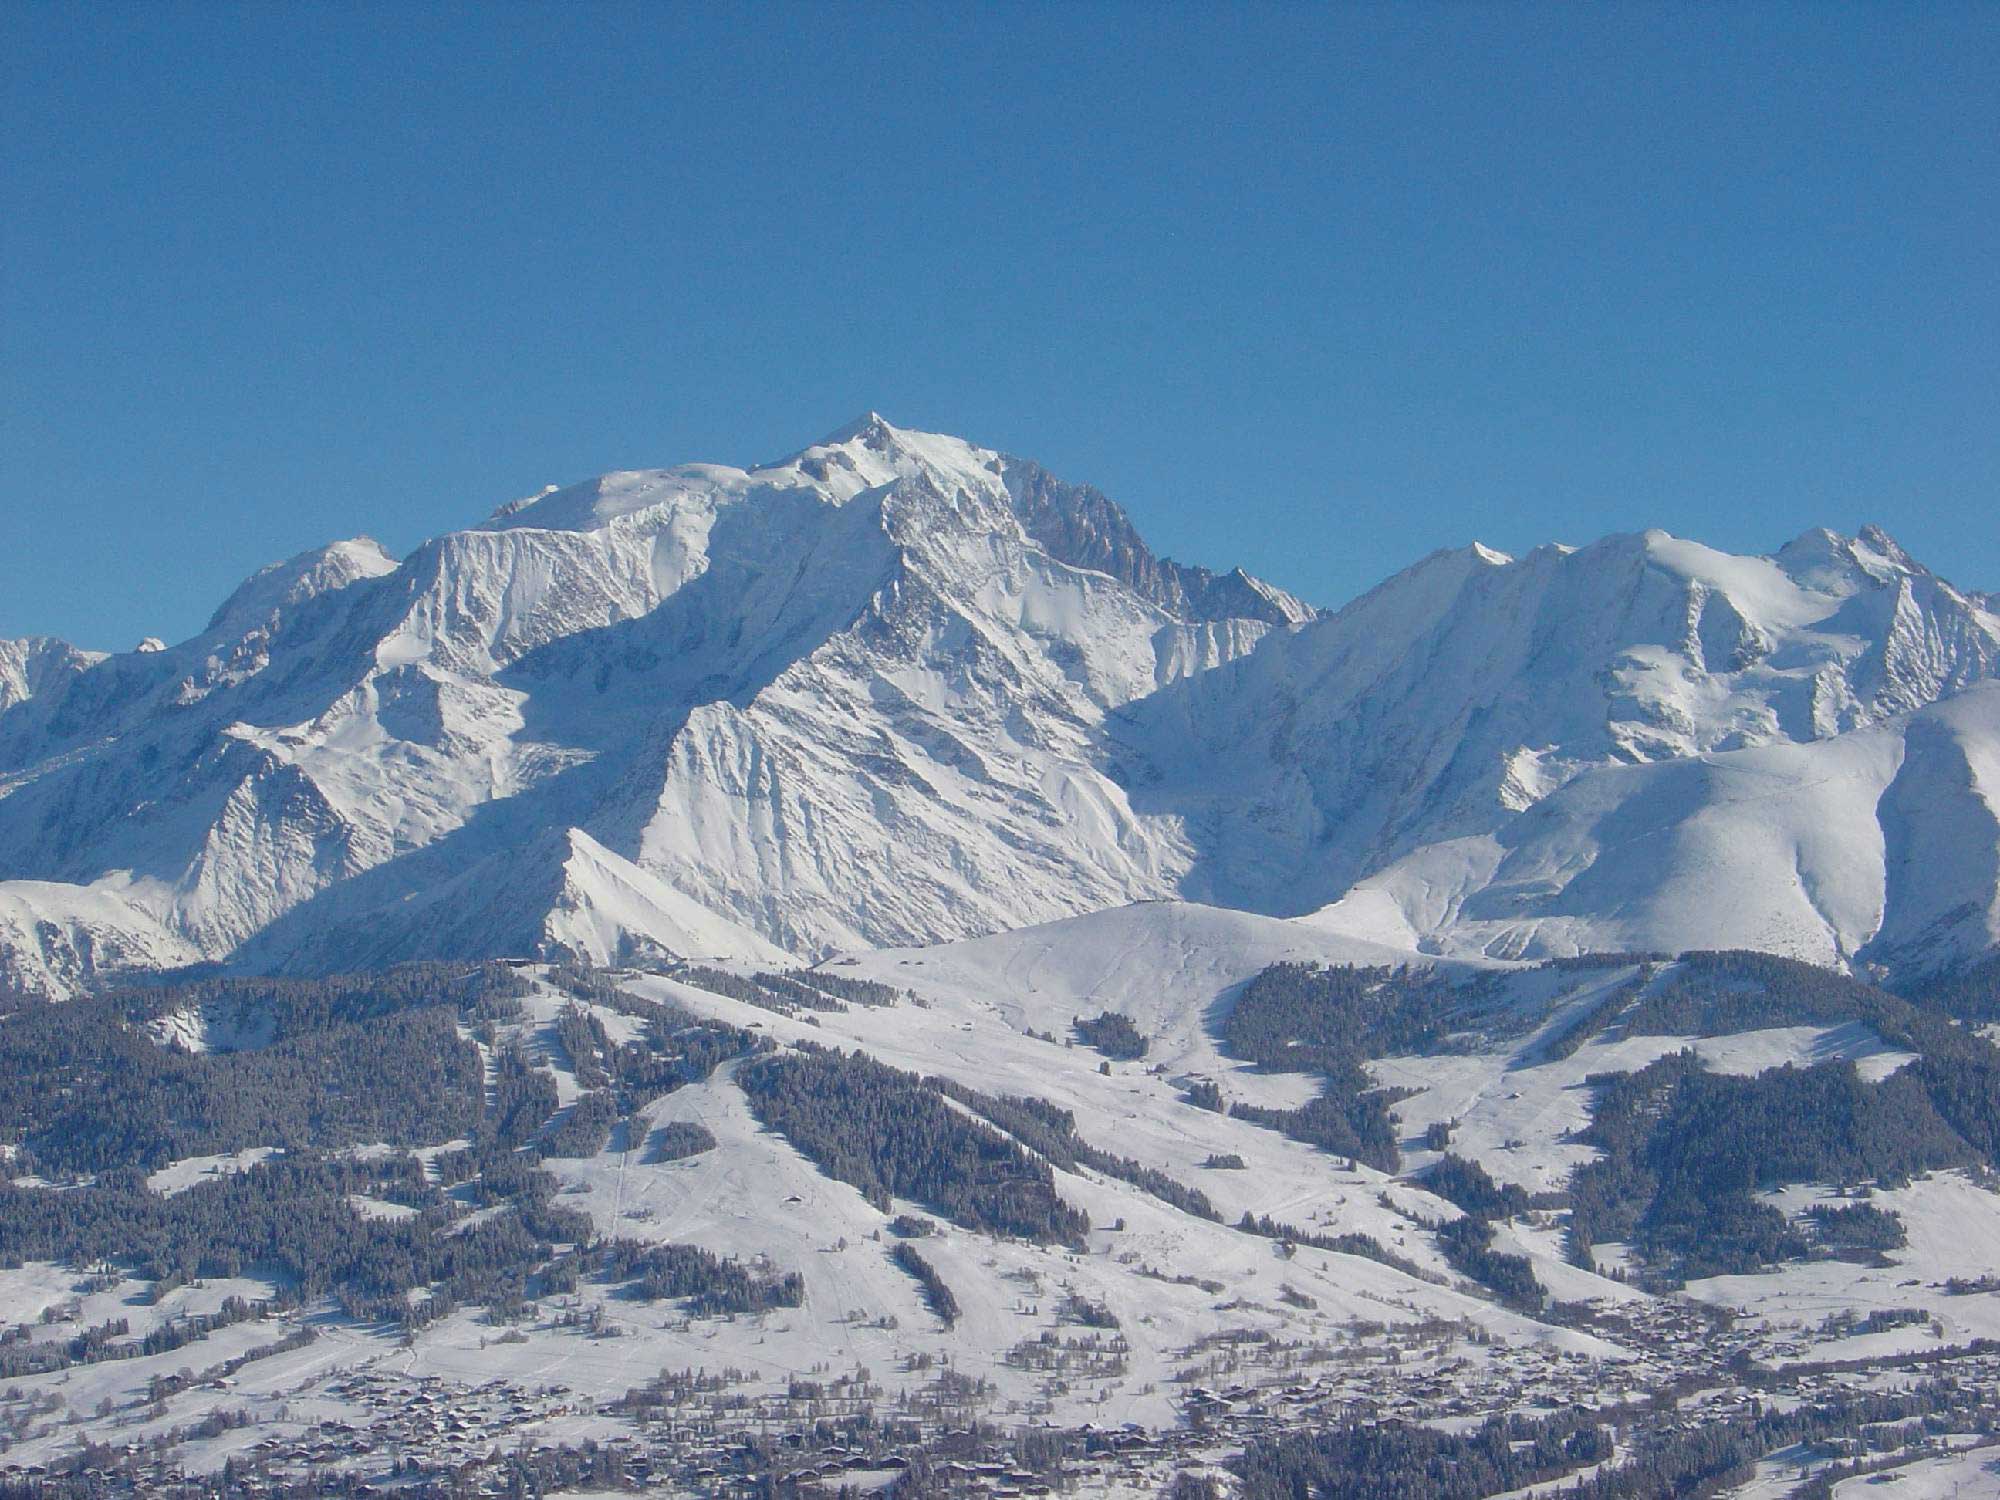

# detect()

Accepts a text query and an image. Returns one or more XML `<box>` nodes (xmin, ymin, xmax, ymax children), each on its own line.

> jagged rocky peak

<box><xmin>1119</xmin><ymin>517</ymin><xmax>2000</xmax><ymax>930</ymax></box>
<box><xmin>806</xmin><ymin>409</ymin><xmax>895</xmax><ymax>448</ymax></box>
<box><xmin>0</xmin><ymin>415</ymin><xmax>1326</xmax><ymax>998</ymax></box>
<box><xmin>772</xmin><ymin>413</ymin><xmax>1010</xmax><ymax>510</ymax></box>
<box><xmin>997</xmin><ymin>455</ymin><xmax>1316</xmax><ymax>627</ymax></box>
<box><xmin>1774</xmin><ymin>523</ymin><xmax>1924</xmax><ymax>592</ymax></box>
<box><xmin>0</xmin><ymin>636</ymin><xmax>105</xmax><ymax>716</ymax></box>
<box><xmin>1342</xmin><ymin>523</ymin><xmax>1977</xmax><ymax>683</ymax></box>
<box><xmin>470</xmin><ymin>413</ymin><xmax>1313</xmax><ymax>630</ymax></box>
<box><xmin>480</xmin><ymin>413</ymin><xmax>993</xmax><ymax>536</ymax></box>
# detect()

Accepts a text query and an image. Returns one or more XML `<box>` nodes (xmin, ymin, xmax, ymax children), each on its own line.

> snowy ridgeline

<box><xmin>1</xmin><ymin>418</ymin><xmax>2000</xmax><ymax>1003</ymax></box>
<box><xmin>8</xmin><ymin>910</ymin><xmax>2000</xmax><ymax>1491</ymax></box>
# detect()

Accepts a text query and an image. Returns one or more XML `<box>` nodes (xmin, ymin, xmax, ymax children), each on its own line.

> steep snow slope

<box><xmin>0</xmin><ymin>636</ymin><xmax>103</xmax><ymax>718</ymax></box>
<box><xmin>833</xmin><ymin>898</ymin><xmax>1426</xmax><ymax>1060</ymax></box>
<box><xmin>4</xmin><ymin>412</ymin><xmax>2000</xmax><ymax>998</ymax></box>
<box><xmin>0</xmin><ymin>418</ymin><xmax>1297</xmax><ymax>995</ymax></box>
<box><xmin>1119</xmin><ymin>524</ymin><xmax>2000</xmax><ymax>926</ymax></box>
<box><xmin>0</xmin><ymin>879</ymin><xmax>201</xmax><ymax>1000</ymax></box>
<box><xmin>1311</xmin><ymin>681</ymin><xmax>2000</xmax><ymax>973</ymax></box>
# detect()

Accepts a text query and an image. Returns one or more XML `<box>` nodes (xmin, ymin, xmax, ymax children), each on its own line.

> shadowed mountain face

<box><xmin>2</xmin><ymin>417</ymin><xmax>1998</xmax><ymax>998</ymax></box>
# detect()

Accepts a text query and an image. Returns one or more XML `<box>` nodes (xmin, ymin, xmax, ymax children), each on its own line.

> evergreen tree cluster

<box><xmin>1419</xmin><ymin>1154</ymin><xmax>1545</xmax><ymax>1309</ymax></box>
<box><xmin>539</xmin><ymin>1089</ymin><xmax>620</xmax><ymax>1158</ymax></box>
<box><xmin>0</xmin><ymin>963</ymin><xmax>799</xmax><ymax>1331</ymax></box>
<box><xmin>1807</xmin><ymin>1200</ymin><xmax>1907</xmax><ymax>1256</ymax></box>
<box><xmin>1232</xmin><ymin>1379</ymin><xmax>1982</xmax><ymax>1500</ymax></box>
<box><xmin>1072</xmin><ymin>1010</ymin><xmax>1148</xmax><ymax>1060</ymax></box>
<box><xmin>1620</xmin><ymin>950</ymin><xmax>1878</xmax><ymax>1037</ymax></box>
<box><xmin>1213</xmin><ymin>962</ymin><xmax>1501</xmax><ymax>1173</ymax></box>
<box><xmin>1221</xmin><ymin>961</ymin><xmax>1498</xmax><ymax>1071</ymax></box>
<box><xmin>1228</xmin><ymin>1089</ymin><xmax>1403</xmax><ymax>1174</ymax></box>
<box><xmin>1233</xmin><ymin>1411</ymin><xmax>1608</xmax><ymax>1500</ymax></box>
<box><xmin>1905</xmin><ymin>950</ymin><xmax>2000</xmax><ymax>1021</ymax></box>
<box><xmin>0</xmin><ymin>1296</ymin><xmax>273</xmax><ymax>1380</ymax></box>
<box><xmin>0</xmin><ymin>973</ymin><xmax>508</xmax><ymax>1176</ymax></box>
<box><xmin>593</xmin><ymin>1238</ymin><xmax>803</xmax><ymax>1316</ymax></box>
<box><xmin>672</xmin><ymin>963</ymin><xmax>902</xmax><ymax>1018</ymax></box>
<box><xmin>1569</xmin><ymin>1050</ymin><xmax>1966</xmax><ymax>1281</ymax></box>
<box><xmin>541</xmin><ymin>996</ymin><xmax>758</xmax><ymax>1158</ymax></box>
<box><xmin>643</xmin><ymin>1120</ymin><xmax>718</xmax><ymax>1162</ymax></box>
<box><xmin>1183</xmin><ymin>1079</ymin><xmax>1225</xmax><ymax>1112</ymax></box>
<box><xmin>737</xmin><ymin>1045</ymin><xmax>1090</xmax><ymax>1244</ymax></box>
<box><xmin>482</xmin><ymin>1042</ymin><xmax>560</xmax><ymax>1150</ymax></box>
<box><xmin>1425</xmin><ymin>1154</ymin><xmax>1533</xmax><ymax>1219</ymax></box>
<box><xmin>890</xmin><ymin>1242</ymin><xmax>960</xmax><ymax>1326</ymax></box>
<box><xmin>1233</xmin><ymin>1212</ymin><xmax>1432</xmax><ymax>1282</ymax></box>
<box><xmin>932</xmin><ymin>1080</ymin><xmax>1220</xmax><ymax>1221</ymax></box>
<box><xmin>0</xmin><ymin>1148</ymin><xmax>588</xmax><ymax>1324</ymax></box>
<box><xmin>786</xmin><ymin>968</ymin><xmax>903</xmax><ymax>1007</ymax></box>
<box><xmin>1434</xmin><ymin>1216</ymin><xmax>1543</xmax><ymax>1311</ymax></box>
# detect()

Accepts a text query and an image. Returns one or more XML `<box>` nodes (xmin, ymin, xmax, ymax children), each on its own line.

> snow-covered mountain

<box><xmin>3</xmin><ymin>415</ymin><xmax>1998</xmax><ymax>998</ymax></box>
<box><xmin>1312</xmin><ymin>681</ymin><xmax>2000</xmax><ymax>974</ymax></box>
<box><xmin>1122</xmin><ymin>524</ymin><xmax>2000</xmax><ymax>972</ymax></box>
<box><xmin>0</xmin><ymin>418</ymin><xmax>1308</xmax><ymax>997</ymax></box>
<box><xmin>0</xmin><ymin>636</ymin><xmax>102</xmax><ymax>717</ymax></box>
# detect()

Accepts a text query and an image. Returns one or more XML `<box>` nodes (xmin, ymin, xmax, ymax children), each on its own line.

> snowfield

<box><xmin>1</xmin><ymin>419</ymin><xmax>1998</xmax><ymax>999</ymax></box>
<box><xmin>4</xmin><ymin>913</ymin><xmax>2000</xmax><ymax>1491</ymax></box>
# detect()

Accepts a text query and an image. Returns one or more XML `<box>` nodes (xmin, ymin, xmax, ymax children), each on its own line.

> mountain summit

<box><xmin>0</xmin><ymin>420</ymin><xmax>1305</xmax><ymax>997</ymax></box>
<box><xmin>1</xmin><ymin>421</ymin><xmax>1997</xmax><ymax>997</ymax></box>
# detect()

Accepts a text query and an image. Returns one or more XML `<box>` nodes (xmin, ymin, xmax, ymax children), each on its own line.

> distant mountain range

<box><xmin>4</xmin><ymin>414</ymin><xmax>1997</xmax><ymax>999</ymax></box>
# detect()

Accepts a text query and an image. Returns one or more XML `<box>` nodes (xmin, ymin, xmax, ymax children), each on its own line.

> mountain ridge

<box><xmin>2</xmin><ymin>416</ymin><xmax>1998</xmax><ymax>998</ymax></box>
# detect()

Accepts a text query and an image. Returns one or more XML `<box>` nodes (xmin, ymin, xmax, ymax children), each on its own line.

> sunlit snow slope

<box><xmin>0</xmin><ymin>418</ymin><xmax>1305</xmax><ymax>996</ymax></box>
<box><xmin>2</xmin><ymin>415</ymin><xmax>1998</xmax><ymax>996</ymax></box>
<box><xmin>1123</xmin><ymin>525</ymin><xmax>2000</xmax><ymax>974</ymax></box>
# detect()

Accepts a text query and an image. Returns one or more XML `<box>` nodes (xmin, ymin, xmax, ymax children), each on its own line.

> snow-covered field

<box><xmin>0</xmin><ymin>911</ymin><xmax>1628</xmax><ymax>1481</ymax></box>
<box><xmin>1684</xmin><ymin>1171</ymin><xmax>2000</xmax><ymax>1351</ymax></box>
<box><xmin>7</xmin><ymin>902</ymin><xmax>2000</xmax><ymax>1491</ymax></box>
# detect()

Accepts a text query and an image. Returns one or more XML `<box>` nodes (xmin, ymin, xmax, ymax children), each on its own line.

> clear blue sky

<box><xmin>4</xmin><ymin>2</ymin><xmax>1996</xmax><ymax>651</ymax></box>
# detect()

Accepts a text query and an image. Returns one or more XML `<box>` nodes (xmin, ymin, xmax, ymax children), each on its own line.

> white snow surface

<box><xmin>1314</xmin><ymin>681</ymin><xmax>2000</xmax><ymax>973</ymax></box>
<box><xmin>3</xmin><ymin>909</ymin><xmax>1996</xmax><ymax>1466</ymax></box>
<box><xmin>1130</xmin><ymin>525</ymin><xmax>2000</xmax><ymax>945</ymax></box>
<box><xmin>0</xmin><ymin>418</ymin><xmax>1301</xmax><ymax>995</ymax></box>
<box><xmin>2</xmin><ymin>417</ymin><xmax>1999</xmax><ymax>997</ymax></box>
